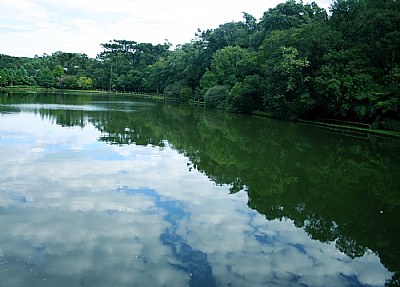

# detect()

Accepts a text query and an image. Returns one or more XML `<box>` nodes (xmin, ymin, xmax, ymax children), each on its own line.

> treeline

<box><xmin>1</xmin><ymin>0</ymin><xmax>399</xmax><ymax>130</ymax></box>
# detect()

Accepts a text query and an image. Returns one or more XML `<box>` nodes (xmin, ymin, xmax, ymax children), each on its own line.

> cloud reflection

<box><xmin>0</xmin><ymin>113</ymin><xmax>392</xmax><ymax>287</ymax></box>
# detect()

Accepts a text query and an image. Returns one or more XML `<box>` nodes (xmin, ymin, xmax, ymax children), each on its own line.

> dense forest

<box><xmin>1</xmin><ymin>0</ymin><xmax>400</xmax><ymax>131</ymax></box>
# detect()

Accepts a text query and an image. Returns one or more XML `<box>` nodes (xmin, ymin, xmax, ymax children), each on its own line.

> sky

<box><xmin>0</xmin><ymin>0</ymin><xmax>331</xmax><ymax>58</ymax></box>
<box><xmin>0</xmin><ymin>110</ymin><xmax>392</xmax><ymax>286</ymax></box>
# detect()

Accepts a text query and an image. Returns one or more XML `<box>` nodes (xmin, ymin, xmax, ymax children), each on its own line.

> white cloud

<box><xmin>0</xmin><ymin>110</ymin><xmax>392</xmax><ymax>286</ymax></box>
<box><xmin>0</xmin><ymin>0</ymin><xmax>332</xmax><ymax>57</ymax></box>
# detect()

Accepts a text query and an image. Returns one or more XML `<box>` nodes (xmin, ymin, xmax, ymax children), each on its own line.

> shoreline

<box><xmin>2</xmin><ymin>86</ymin><xmax>400</xmax><ymax>139</ymax></box>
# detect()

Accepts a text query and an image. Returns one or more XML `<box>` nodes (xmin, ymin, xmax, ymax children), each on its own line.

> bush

<box><xmin>164</xmin><ymin>82</ymin><xmax>193</xmax><ymax>102</ymax></box>
<box><xmin>179</xmin><ymin>86</ymin><xmax>193</xmax><ymax>102</ymax></box>
<box><xmin>228</xmin><ymin>75</ymin><xmax>264</xmax><ymax>113</ymax></box>
<box><xmin>378</xmin><ymin>117</ymin><xmax>400</xmax><ymax>131</ymax></box>
<box><xmin>204</xmin><ymin>85</ymin><xmax>229</xmax><ymax>109</ymax></box>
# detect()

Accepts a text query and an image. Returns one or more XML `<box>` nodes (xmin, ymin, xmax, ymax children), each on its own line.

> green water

<box><xmin>0</xmin><ymin>93</ymin><xmax>399</xmax><ymax>287</ymax></box>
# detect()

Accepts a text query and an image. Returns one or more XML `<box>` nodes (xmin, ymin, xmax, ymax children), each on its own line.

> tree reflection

<box><xmin>3</xmin><ymin>93</ymin><xmax>399</xmax><ymax>285</ymax></box>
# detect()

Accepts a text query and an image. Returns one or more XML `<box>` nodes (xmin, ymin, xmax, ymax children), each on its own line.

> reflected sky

<box><xmin>0</xmin><ymin>112</ymin><xmax>392</xmax><ymax>287</ymax></box>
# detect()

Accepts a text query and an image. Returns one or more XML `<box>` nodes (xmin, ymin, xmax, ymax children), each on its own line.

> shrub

<box><xmin>204</xmin><ymin>85</ymin><xmax>229</xmax><ymax>109</ymax></box>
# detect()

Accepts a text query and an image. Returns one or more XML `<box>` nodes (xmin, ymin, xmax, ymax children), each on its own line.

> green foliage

<box><xmin>274</xmin><ymin>46</ymin><xmax>310</xmax><ymax>92</ymax></box>
<box><xmin>199</xmin><ymin>70</ymin><xmax>218</xmax><ymax>95</ymax></box>
<box><xmin>35</xmin><ymin>67</ymin><xmax>55</xmax><ymax>88</ymax></box>
<box><xmin>0</xmin><ymin>69</ymin><xmax>7</xmax><ymax>86</ymax></box>
<box><xmin>1</xmin><ymin>0</ymin><xmax>399</xmax><ymax>130</ymax></box>
<box><xmin>57</xmin><ymin>75</ymin><xmax>77</xmax><ymax>89</ymax></box>
<box><xmin>145</xmin><ymin>58</ymin><xmax>167</xmax><ymax>93</ymax></box>
<box><xmin>314</xmin><ymin>48</ymin><xmax>383</xmax><ymax>121</ymax></box>
<box><xmin>202</xmin><ymin>46</ymin><xmax>263</xmax><ymax>112</ymax></box>
<box><xmin>5</xmin><ymin>68</ymin><xmax>16</xmax><ymax>86</ymax></box>
<box><xmin>261</xmin><ymin>42</ymin><xmax>311</xmax><ymax>118</ymax></box>
<box><xmin>77</xmin><ymin>76</ymin><xmax>93</xmax><ymax>90</ymax></box>
<box><xmin>53</xmin><ymin>65</ymin><xmax>65</xmax><ymax>78</ymax></box>
<box><xmin>179</xmin><ymin>86</ymin><xmax>193</xmax><ymax>102</ymax></box>
<box><xmin>164</xmin><ymin>81</ymin><xmax>188</xmax><ymax>100</ymax></box>
<box><xmin>378</xmin><ymin>117</ymin><xmax>400</xmax><ymax>132</ymax></box>
<box><xmin>204</xmin><ymin>85</ymin><xmax>229</xmax><ymax>109</ymax></box>
<box><xmin>210</xmin><ymin>46</ymin><xmax>249</xmax><ymax>86</ymax></box>
<box><xmin>228</xmin><ymin>75</ymin><xmax>264</xmax><ymax>113</ymax></box>
<box><xmin>198</xmin><ymin>21</ymin><xmax>251</xmax><ymax>52</ymax></box>
<box><xmin>96</xmin><ymin>39</ymin><xmax>171</xmax><ymax>92</ymax></box>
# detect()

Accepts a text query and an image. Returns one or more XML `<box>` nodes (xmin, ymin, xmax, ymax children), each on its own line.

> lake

<box><xmin>0</xmin><ymin>93</ymin><xmax>399</xmax><ymax>287</ymax></box>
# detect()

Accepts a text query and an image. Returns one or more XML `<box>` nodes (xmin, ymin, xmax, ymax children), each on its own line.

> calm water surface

<box><xmin>0</xmin><ymin>93</ymin><xmax>399</xmax><ymax>287</ymax></box>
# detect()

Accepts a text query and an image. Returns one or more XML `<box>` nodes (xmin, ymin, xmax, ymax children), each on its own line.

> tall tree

<box><xmin>36</xmin><ymin>67</ymin><xmax>55</xmax><ymax>88</ymax></box>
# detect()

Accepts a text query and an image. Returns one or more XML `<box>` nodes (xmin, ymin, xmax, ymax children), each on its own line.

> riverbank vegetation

<box><xmin>1</xmin><ymin>0</ymin><xmax>399</xmax><ymax>131</ymax></box>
